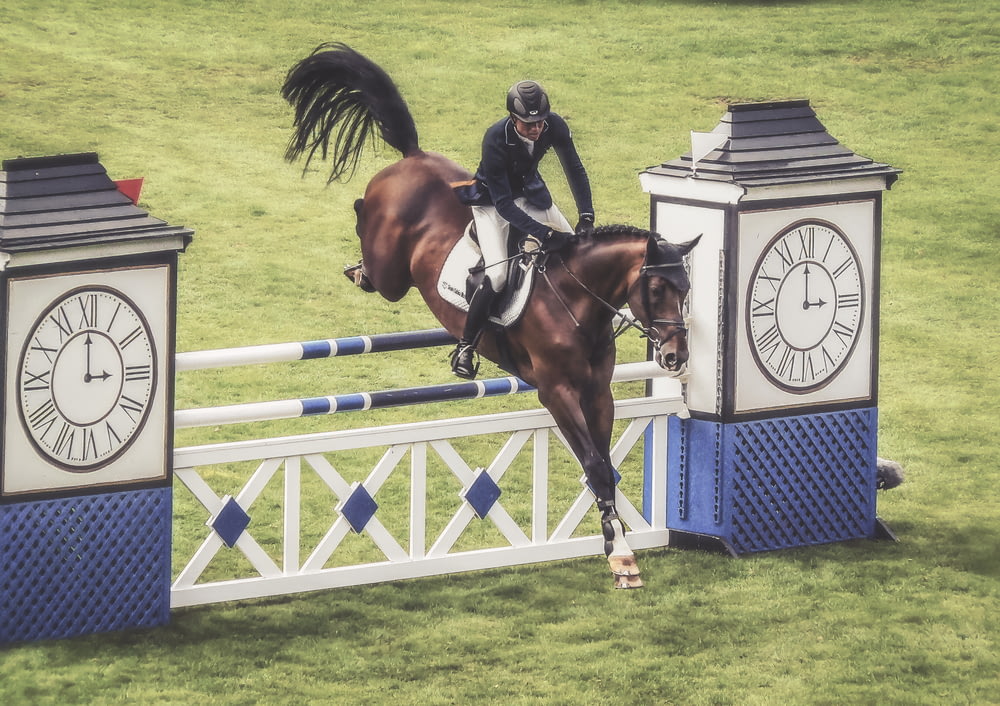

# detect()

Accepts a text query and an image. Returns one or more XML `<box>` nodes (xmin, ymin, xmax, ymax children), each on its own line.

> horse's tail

<box><xmin>282</xmin><ymin>42</ymin><xmax>421</xmax><ymax>182</ymax></box>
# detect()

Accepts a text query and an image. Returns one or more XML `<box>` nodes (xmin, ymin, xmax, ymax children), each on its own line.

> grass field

<box><xmin>2</xmin><ymin>0</ymin><xmax>999</xmax><ymax>703</ymax></box>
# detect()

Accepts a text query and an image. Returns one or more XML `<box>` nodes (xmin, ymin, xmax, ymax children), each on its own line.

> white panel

<box><xmin>653</xmin><ymin>201</ymin><xmax>727</xmax><ymax>416</ymax></box>
<box><xmin>734</xmin><ymin>201</ymin><xmax>877</xmax><ymax>413</ymax></box>
<box><xmin>3</xmin><ymin>265</ymin><xmax>171</xmax><ymax>495</ymax></box>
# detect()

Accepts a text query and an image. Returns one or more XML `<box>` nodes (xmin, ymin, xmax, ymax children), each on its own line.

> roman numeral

<box><xmin>106</xmin><ymin>302</ymin><xmax>122</xmax><ymax>332</ymax></box>
<box><xmin>48</xmin><ymin>306</ymin><xmax>74</xmax><ymax>340</ymax></box>
<box><xmin>125</xmin><ymin>364</ymin><xmax>152</xmax><ymax>382</ymax></box>
<box><xmin>106</xmin><ymin>421</ymin><xmax>122</xmax><ymax>447</ymax></box>
<box><xmin>797</xmin><ymin>227</ymin><xmax>816</xmax><ymax>259</ymax></box>
<box><xmin>118</xmin><ymin>395</ymin><xmax>145</xmax><ymax>422</ymax></box>
<box><xmin>119</xmin><ymin>326</ymin><xmax>143</xmax><ymax>349</ymax></box>
<box><xmin>822</xmin><ymin>345</ymin><xmax>837</xmax><ymax>368</ymax></box>
<box><xmin>775</xmin><ymin>239</ymin><xmax>795</xmax><ymax>270</ymax></box>
<box><xmin>76</xmin><ymin>293</ymin><xmax>98</xmax><ymax>329</ymax></box>
<box><xmin>776</xmin><ymin>346</ymin><xmax>796</xmax><ymax>379</ymax></box>
<box><xmin>29</xmin><ymin>399</ymin><xmax>58</xmax><ymax>431</ymax></box>
<box><xmin>752</xmin><ymin>297</ymin><xmax>775</xmax><ymax>317</ymax></box>
<box><xmin>755</xmin><ymin>325</ymin><xmax>782</xmax><ymax>359</ymax></box>
<box><xmin>29</xmin><ymin>337</ymin><xmax>59</xmax><ymax>364</ymax></box>
<box><xmin>53</xmin><ymin>423</ymin><xmax>75</xmax><ymax>457</ymax></box>
<box><xmin>757</xmin><ymin>270</ymin><xmax>781</xmax><ymax>292</ymax></box>
<box><xmin>802</xmin><ymin>350</ymin><xmax>819</xmax><ymax>382</ymax></box>
<box><xmin>832</xmin><ymin>258</ymin><xmax>854</xmax><ymax>279</ymax></box>
<box><xmin>832</xmin><ymin>320</ymin><xmax>856</xmax><ymax>346</ymax></box>
<box><xmin>22</xmin><ymin>369</ymin><xmax>51</xmax><ymax>392</ymax></box>
<box><xmin>837</xmin><ymin>292</ymin><xmax>861</xmax><ymax>309</ymax></box>
<box><xmin>81</xmin><ymin>428</ymin><xmax>99</xmax><ymax>461</ymax></box>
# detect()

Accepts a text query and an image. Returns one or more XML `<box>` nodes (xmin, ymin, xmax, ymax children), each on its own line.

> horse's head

<box><xmin>629</xmin><ymin>234</ymin><xmax>701</xmax><ymax>374</ymax></box>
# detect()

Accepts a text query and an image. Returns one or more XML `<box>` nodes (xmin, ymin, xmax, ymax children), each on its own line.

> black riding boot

<box><xmin>451</xmin><ymin>279</ymin><xmax>497</xmax><ymax>379</ymax></box>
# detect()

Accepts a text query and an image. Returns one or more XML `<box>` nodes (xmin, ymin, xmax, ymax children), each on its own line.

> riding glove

<box><xmin>575</xmin><ymin>214</ymin><xmax>595</xmax><ymax>236</ymax></box>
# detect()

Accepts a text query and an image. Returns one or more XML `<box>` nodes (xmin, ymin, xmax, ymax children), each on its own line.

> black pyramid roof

<box><xmin>645</xmin><ymin>100</ymin><xmax>900</xmax><ymax>189</ymax></box>
<box><xmin>0</xmin><ymin>152</ymin><xmax>193</xmax><ymax>254</ymax></box>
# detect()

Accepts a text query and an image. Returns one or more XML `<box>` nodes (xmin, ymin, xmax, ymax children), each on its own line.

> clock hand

<box><xmin>84</xmin><ymin>333</ymin><xmax>94</xmax><ymax>382</ymax></box>
<box><xmin>83</xmin><ymin>333</ymin><xmax>113</xmax><ymax>382</ymax></box>
<box><xmin>802</xmin><ymin>265</ymin><xmax>828</xmax><ymax>310</ymax></box>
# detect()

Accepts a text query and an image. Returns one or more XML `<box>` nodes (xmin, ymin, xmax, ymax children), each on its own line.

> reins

<box><xmin>536</xmin><ymin>250</ymin><xmax>688</xmax><ymax>348</ymax></box>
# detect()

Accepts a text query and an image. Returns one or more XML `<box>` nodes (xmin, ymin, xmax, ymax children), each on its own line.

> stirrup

<box><xmin>450</xmin><ymin>343</ymin><xmax>479</xmax><ymax>380</ymax></box>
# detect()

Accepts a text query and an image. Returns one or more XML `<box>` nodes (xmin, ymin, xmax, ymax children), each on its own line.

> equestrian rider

<box><xmin>451</xmin><ymin>79</ymin><xmax>596</xmax><ymax>379</ymax></box>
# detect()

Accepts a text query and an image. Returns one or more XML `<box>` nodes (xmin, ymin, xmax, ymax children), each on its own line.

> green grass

<box><xmin>2</xmin><ymin>0</ymin><xmax>999</xmax><ymax>703</ymax></box>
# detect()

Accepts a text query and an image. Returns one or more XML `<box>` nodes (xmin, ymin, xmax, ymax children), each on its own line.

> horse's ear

<box><xmin>675</xmin><ymin>234</ymin><xmax>702</xmax><ymax>257</ymax></box>
<box><xmin>646</xmin><ymin>234</ymin><xmax>661</xmax><ymax>260</ymax></box>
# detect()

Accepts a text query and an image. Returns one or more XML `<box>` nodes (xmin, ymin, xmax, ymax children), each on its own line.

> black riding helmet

<box><xmin>507</xmin><ymin>80</ymin><xmax>550</xmax><ymax>123</ymax></box>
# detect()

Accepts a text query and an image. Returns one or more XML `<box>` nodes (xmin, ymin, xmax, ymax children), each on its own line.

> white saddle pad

<box><xmin>436</xmin><ymin>225</ymin><xmax>535</xmax><ymax>328</ymax></box>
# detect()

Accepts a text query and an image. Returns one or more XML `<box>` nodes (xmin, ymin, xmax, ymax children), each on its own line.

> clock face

<box><xmin>17</xmin><ymin>286</ymin><xmax>157</xmax><ymax>471</ymax></box>
<box><xmin>747</xmin><ymin>221</ymin><xmax>864</xmax><ymax>392</ymax></box>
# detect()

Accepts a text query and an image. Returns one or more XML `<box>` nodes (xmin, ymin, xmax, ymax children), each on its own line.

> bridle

<box><xmin>634</xmin><ymin>260</ymin><xmax>689</xmax><ymax>349</ymax></box>
<box><xmin>539</xmin><ymin>249</ymin><xmax>689</xmax><ymax>351</ymax></box>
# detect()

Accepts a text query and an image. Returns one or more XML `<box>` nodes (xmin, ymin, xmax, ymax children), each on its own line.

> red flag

<box><xmin>114</xmin><ymin>178</ymin><xmax>144</xmax><ymax>204</ymax></box>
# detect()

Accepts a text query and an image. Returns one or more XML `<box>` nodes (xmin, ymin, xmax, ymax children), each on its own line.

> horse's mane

<box><xmin>591</xmin><ymin>224</ymin><xmax>655</xmax><ymax>239</ymax></box>
<box><xmin>575</xmin><ymin>224</ymin><xmax>658</xmax><ymax>244</ymax></box>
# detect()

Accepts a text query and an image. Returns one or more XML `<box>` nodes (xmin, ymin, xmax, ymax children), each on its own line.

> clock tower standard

<box><xmin>640</xmin><ymin>101</ymin><xmax>900</xmax><ymax>554</ymax></box>
<box><xmin>1</xmin><ymin>153</ymin><xmax>192</xmax><ymax>643</ymax></box>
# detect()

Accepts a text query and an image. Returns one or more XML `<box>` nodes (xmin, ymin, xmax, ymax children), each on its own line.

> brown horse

<box><xmin>283</xmin><ymin>43</ymin><xmax>699</xmax><ymax>588</ymax></box>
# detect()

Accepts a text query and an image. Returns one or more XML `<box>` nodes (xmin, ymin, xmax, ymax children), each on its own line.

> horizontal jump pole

<box><xmin>175</xmin><ymin>328</ymin><xmax>456</xmax><ymax>372</ymax></box>
<box><xmin>174</xmin><ymin>311</ymin><xmax>636</xmax><ymax>373</ymax></box>
<box><xmin>174</xmin><ymin>361</ymin><xmax>682</xmax><ymax>429</ymax></box>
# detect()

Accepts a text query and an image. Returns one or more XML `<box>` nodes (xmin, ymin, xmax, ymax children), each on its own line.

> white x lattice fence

<box><xmin>171</xmin><ymin>395</ymin><xmax>682</xmax><ymax>607</ymax></box>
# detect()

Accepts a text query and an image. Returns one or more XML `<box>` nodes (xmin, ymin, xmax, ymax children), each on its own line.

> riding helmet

<box><xmin>507</xmin><ymin>80</ymin><xmax>550</xmax><ymax>123</ymax></box>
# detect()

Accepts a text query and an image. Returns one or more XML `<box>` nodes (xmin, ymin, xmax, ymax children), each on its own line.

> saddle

<box><xmin>436</xmin><ymin>221</ymin><xmax>537</xmax><ymax>328</ymax></box>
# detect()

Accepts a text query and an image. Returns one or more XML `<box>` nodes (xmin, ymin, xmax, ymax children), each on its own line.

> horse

<box><xmin>282</xmin><ymin>43</ymin><xmax>699</xmax><ymax>588</ymax></box>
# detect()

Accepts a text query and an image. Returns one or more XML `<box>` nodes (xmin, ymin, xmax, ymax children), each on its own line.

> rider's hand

<box><xmin>522</xmin><ymin>231</ymin><xmax>569</xmax><ymax>254</ymax></box>
<box><xmin>575</xmin><ymin>214</ymin><xmax>595</xmax><ymax>236</ymax></box>
<box><xmin>521</xmin><ymin>235</ymin><xmax>543</xmax><ymax>253</ymax></box>
<box><xmin>543</xmin><ymin>230</ymin><xmax>572</xmax><ymax>252</ymax></box>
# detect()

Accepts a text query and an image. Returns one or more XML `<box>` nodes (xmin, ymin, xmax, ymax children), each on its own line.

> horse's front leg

<box><xmin>534</xmin><ymin>356</ymin><xmax>643</xmax><ymax>589</ymax></box>
<box><xmin>585</xmin><ymin>369</ymin><xmax>644</xmax><ymax>590</ymax></box>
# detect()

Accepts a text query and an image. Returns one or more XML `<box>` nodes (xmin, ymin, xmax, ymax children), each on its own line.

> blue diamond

<box><xmin>463</xmin><ymin>469</ymin><xmax>502</xmax><ymax>519</ymax></box>
<box><xmin>338</xmin><ymin>484</ymin><xmax>378</xmax><ymax>533</ymax></box>
<box><xmin>210</xmin><ymin>496</ymin><xmax>251</xmax><ymax>548</ymax></box>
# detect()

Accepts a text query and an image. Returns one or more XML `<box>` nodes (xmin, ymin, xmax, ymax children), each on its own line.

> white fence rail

<box><xmin>171</xmin><ymin>395</ymin><xmax>682</xmax><ymax>607</ymax></box>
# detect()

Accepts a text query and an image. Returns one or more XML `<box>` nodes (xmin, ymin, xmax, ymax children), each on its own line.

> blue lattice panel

<box><xmin>1</xmin><ymin>487</ymin><xmax>171</xmax><ymax>644</ymax></box>
<box><xmin>667</xmin><ymin>408</ymin><xmax>878</xmax><ymax>554</ymax></box>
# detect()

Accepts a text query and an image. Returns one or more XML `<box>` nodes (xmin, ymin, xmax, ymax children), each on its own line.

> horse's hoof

<box><xmin>609</xmin><ymin>555</ymin><xmax>643</xmax><ymax>588</ymax></box>
<box><xmin>613</xmin><ymin>573</ymin><xmax>645</xmax><ymax>589</ymax></box>
<box><xmin>344</xmin><ymin>262</ymin><xmax>375</xmax><ymax>292</ymax></box>
<box><xmin>608</xmin><ymin>555</ymin><xmax>641</xmax><ymax>577</ymax></box>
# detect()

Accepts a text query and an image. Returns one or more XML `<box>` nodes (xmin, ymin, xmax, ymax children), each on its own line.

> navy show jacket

<box><xmin>459</xmin><ymin>114</ymin><xmax>594</xmax><ymax>239</ymax></box>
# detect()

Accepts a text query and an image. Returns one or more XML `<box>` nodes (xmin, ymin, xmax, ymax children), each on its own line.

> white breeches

<box><xmin>471</xmin><ymin>198</ymin><xmax>572</xmax><ymax>292</ymax></box>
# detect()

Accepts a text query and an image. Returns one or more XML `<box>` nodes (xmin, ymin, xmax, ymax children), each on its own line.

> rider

<box><xmin>451</xmin><ymin>79</ymin><xmax>596</xmax><ymax>379</ymax></box>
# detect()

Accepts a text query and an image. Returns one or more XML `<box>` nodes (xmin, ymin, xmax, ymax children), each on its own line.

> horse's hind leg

<box><xmin>343</xmin><ymin>198</ymin><xmax>377</xmax><ymax>291</ymax></box>
<box><xmin>344</xmin><ymin>261</ymin><xmax>376</xmax><ymax>292</ymax></box>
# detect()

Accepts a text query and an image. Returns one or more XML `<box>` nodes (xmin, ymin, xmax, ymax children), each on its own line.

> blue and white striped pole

<box><xmin>175</xmin><ymin>328</ymin><xmax>456</xmax><ymax>372</ymax></box>
<box><xmin>175</xmin><ymin>375</ymin><xmax>535</xmax><ymax>428</ymax></box>
<box><xmin>173</xmin><ymin>361</ymin><xmax>674</xmax><ymax>429</ymax></box>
